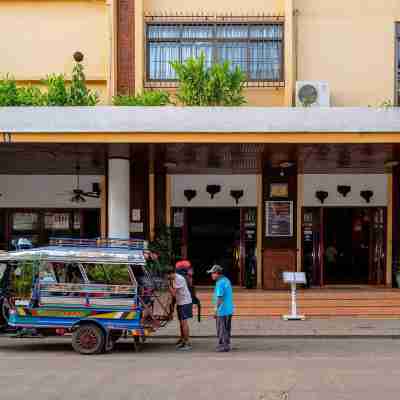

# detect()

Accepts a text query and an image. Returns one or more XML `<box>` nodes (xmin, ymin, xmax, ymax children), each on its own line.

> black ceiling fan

<box><xmin>58</xmin><ymin>163</ymin><xmax>101</xmax><ymax>203</ymax></box>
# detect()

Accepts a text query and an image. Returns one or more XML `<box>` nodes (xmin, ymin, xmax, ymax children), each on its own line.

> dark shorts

<box><xmin>177</xmin><ymin>303</ymin><xmax>193</xmax><ymax>321</ymax></box>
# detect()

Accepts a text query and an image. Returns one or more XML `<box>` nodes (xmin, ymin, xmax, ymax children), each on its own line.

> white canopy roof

<box><xmin>0</xmin><ymin>106</ymin><xmax>399</xmax><ymax>133</ymax></box>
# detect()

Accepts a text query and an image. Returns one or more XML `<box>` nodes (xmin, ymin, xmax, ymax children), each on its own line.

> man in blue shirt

<box><xmin>208</xmin><ymin>264</ymin><xmax>234</xmax><ymax>352</ymax></box>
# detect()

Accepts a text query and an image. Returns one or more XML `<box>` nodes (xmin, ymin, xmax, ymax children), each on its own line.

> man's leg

<box><xmin>226</xmin><ymin>316</ymin><xmax>232</xmax><ymax>349</ymax></box>
<box><xmin>221</xmin><ymin>316</ymin><xmax>230</xmax><ymax>351</ymax></box>
<box><xmin>181</xmin><ymin>319</ymin><xmax>190</xmax><ymax>344</ymax></box>
<box><xmin>216</xmin><ymin>316</ymin><xmax>224</xmax><ymax>349</ymax></box>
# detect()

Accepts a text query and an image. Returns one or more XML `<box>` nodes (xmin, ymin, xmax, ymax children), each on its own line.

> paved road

<box><xmin>0</xmin><ymin>336</ymin><xmax>400</xmax><ymax>400</ymax></box>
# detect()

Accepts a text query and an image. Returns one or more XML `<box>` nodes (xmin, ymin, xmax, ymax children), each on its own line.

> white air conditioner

<box><xmin>296</xmin><ymin>81</ymin><xmax>330</xmax><ymax>107</ymax></box>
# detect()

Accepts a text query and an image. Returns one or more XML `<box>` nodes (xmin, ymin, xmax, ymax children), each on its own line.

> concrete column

<box><xmin>108</xmin><ymin>145</ymin><xmax>130</xmax><ymax>239</ymax></box>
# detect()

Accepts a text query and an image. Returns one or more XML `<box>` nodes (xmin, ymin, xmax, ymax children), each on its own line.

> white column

<box><xmin>108</xmin><ymin>158</ymin><xmax>130</xmax><ymax>239</ymax></box>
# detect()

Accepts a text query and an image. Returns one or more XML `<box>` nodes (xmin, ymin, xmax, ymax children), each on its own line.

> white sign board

<box><xmin>283</xmin><ymin>272</ymin><xmax>306</xmax><ymax>284</ymax></box>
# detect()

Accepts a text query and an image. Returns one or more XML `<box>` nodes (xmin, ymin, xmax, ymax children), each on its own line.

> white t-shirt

<box><xmin>175</xmin><ymin>273</ymin><xmax>192</xmax><ymax>306</ymax></box>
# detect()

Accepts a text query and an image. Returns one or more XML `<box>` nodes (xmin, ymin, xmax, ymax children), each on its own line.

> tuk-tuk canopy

<box><xmin>0</xmin><ymin>238</ymin><xmax>146</xmax><ymax>265</ymax></box>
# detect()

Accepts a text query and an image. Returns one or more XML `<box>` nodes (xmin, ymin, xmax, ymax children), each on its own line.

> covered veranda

<box><xmin>1</xmin><ymin>106</ymin><xmax>400</xmax><ymax>292</ymax></box>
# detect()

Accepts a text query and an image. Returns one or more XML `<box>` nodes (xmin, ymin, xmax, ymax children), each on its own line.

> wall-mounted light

<box><xmin>184</xmin><ymin>189</ymin><xmax>197</xmax><ymax>202</ymax></box>
<box><xmin>337</xmin><ymin>185</ymin><xmax>351</xmax><ymax>197</ymax></box>
<box><xmin>206</xmin><ymin>185</ymin><xmax>221</xmax><ymax>199</ymax></box>
<box><xmin>230</xmin><ymin>190</ymin><xmax>244</xmax><ymax>205</ymax></box>
<box><xmin>360</xmin><ymin>190</ymin><xmax>374</xmax><ymax>203</ymax></box>
<box><xmin>316</xmin><ymin>191</ymin><xmax>328</xmax><ymax>204</ymax></box>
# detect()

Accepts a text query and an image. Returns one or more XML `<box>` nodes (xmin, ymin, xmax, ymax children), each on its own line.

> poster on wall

<box><xmin>270</xmin><ymin>183</ymin><xmax>289</xmax><ymax>198</ymax></box>
<box><xmin>12</xmin><ymin>213</ymin><xmax>39</xmax><ymax>231</ymax></box>
<box><xmin>265</xmin><ymin>201</ymin><xmax>293</xmax><ymax>237</ymax></box>
<box><xmin>44</xmin><ymin>213</ymin><xmax>70</xmax><ymax>230</ymax></box>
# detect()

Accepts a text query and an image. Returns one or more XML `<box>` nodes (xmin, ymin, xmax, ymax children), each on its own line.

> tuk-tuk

<box><xmin>0</xmin><ymin>238</ymin><xmax>174</xmax><ymax>354</ymax></box>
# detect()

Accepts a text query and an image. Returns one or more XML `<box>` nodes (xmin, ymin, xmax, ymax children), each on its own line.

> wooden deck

<box><xmin>197</xmin><ymin>287</ymin><xmax>400</xmax><ymax>319</ymax></box>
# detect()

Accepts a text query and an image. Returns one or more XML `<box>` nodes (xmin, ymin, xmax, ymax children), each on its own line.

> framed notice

<box><xmin>12</xmin><ymin>213</ymin><xmax>39</xmax><ymax>231</ymax></box>
<box><xmin>265</xmin><ymin>201</ymin><xmax>293</xmax><ymax>237</ymax></box>
<box><xmin>270</xmin><ymin>183</ymin><xmax>289</xmax><ymax>198</ymax></box>
<box><xmin>45</xmin><ymin>213</ymin><xmax>70</xmax><ymax>230</ymax></box>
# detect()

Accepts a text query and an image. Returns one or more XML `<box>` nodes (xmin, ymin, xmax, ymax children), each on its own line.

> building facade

<box><xmin>1</xmin><ymin>1</ymin><xmax>400</xmax><ymax>290</ymax></box>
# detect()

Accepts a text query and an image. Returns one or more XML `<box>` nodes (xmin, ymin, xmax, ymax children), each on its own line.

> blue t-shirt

<box><xmin>213</xmin><ymin>276</ymin><xmax>234</xmax><ymax>317</ymax></box>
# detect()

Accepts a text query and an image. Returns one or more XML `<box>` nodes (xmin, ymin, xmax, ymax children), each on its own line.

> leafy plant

<box><xmin>113</xmin><ymin>90</ymin><xmax>171</xmax><ymax>106</ymax></box>
<box><xmin>68</xmin><ymin>61</ymin><xmax>99</xmax><ymax>106</ymax></box>
<box><xmin>147</xmin><ymin>225</ymin><xmax>182</xmax><ymax>274</ymax></box>
<box><xmin>0</xmin><ymin>53</ymin><xmax>99</xmax><ymax>107</ymax></box>
<box><xmin>0</xmin><ymin>76</ymin><xmax>44</xmax><ymax>106</ymax></box>
<box><xmin>170</xmin><ymin>53</ymin><xmax>246</xmax><ymax>106</ymax></box>
<box><xmin>42</xmin><ymin>74</ymin><xmax>69</xmax><ymax>106</ymax></box>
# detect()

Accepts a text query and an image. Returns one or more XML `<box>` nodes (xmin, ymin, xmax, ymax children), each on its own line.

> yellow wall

<box><xmin>143</xmin><ymin>0</ymin><xmax>287</xmax><ymax>106</ymax></box>
<box><xmin>144</xmin><ymin>0</ymin><xmax>284</xmax><ymax>15</ymax></box>
<box><xmin>295</xmin><ymin>0</ymin><xmax>400</xmax><ymax>106</ymax></box>
<box><xmin>0</xmin><ymin>0</ymin><xmax>109</xmax><ymax>103</ymax></box>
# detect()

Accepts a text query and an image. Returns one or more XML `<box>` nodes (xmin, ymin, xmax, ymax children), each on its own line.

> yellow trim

<box><xmin>149</xmin><ymin>173</ymin><xmax>155</xmax><ymax>240</ymax></box>
<box><xmin>284</xmin><ymin>0</ymin><xmax>295</xmax><ymax>107</ymax></box>
<box><xmin>256</xmin><ymin>173</ymin><xmax>263</xmax><ymax>289</ymax></box>
<box><xmin>100</xmin><ymin>175</ymin><xmax>107</xmax><ymax>238</ymax></box>
<box><xmin>387</xmin><ymin>173</ymin><xmax>393</xmax><ymax>286</ymax></box>
<box><xmin>106</xmin><ymin>0</ymin><xmax>117</xmax><ymax>101</ymax></box>
<box><xmin>166</xmin><ymin>174</ymin><xmax>172</xmax><ymax>226</ymax></box>
<box><xmin>297</xmin><ymin>174</ymin><xmax>303</xmax><ymax>272</ymax></box>
<box><xmin>9</xmin><ymin>132</ymin><xmax>400</xmax><ymax>144</ymax></box>
<box><xmin>134</xmin><ymin>0</ymin><xmax>144</xmax><ymax>93</ymax></box>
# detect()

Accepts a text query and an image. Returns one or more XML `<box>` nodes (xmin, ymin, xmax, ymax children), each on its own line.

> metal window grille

<box><xmin>396</xmin><ymin>23</ymin><xmax>400</xmax><ymax>105</ymax></box>
<box><xmin>145</xmin><ymin>16</ymin><xmax>284</xmax><ymax>88</ymax></box>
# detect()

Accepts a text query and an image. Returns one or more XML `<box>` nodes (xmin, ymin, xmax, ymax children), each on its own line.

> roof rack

<box><xmin>49</xmin><ymin>238</ymin><xmax>145</xmax><ymax>250</ymax></box>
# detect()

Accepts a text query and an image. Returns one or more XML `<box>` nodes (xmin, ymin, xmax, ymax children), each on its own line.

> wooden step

<box><xmin>196</xmin><ymin>288</ymin><xmax>400</xmax><ymax>318</ymax></box>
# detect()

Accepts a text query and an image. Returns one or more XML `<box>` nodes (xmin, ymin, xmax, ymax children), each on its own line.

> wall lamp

<box><xmin>184</xmin><ymin>189</ymin><xmax>197</xmax><ymax>202</ymax></box>
<box><xmin>360</xmin><ymin>190</ymin><xmax>374</xmax><ymax>203</ymax></box>
<box><xmin>337</xmin><ymin>185</ymin><xmax>351</xmax><ymax>197</ymax></box>
<box><xmin>230</xmin><ymin>190</ymin><xmax>244</xmax><ymax>205</ymax></box>
<box><xmin>206</xmin><ymin>185</ymin><xmax>221</xmax><ymax>199</ymax></box>
<box><xmin>315</xmin><ymin>191</ymin><xmax>328</xmax><ymax>204</ymax></box>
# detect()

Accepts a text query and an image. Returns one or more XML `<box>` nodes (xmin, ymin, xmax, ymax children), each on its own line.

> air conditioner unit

<box><xmin>296</xmin><ymin>81</ymin><xmax>330</xmax><ymax>107</ymax></box>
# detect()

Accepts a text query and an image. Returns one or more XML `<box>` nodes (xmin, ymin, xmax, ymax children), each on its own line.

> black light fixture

<box><xmin>360</xmin><ymin>190</ymin><xmax>374</xmax><ymax>203</ymax></box>
<box><xmin>230</xmin><ymin>190</ymin><xmax>244</xmax><ymax>205</ymax></box>
<box><xmin>206</xmin><ymin>185</ymin><xmax>221</xmax><ymax>199</ymax></box>
<box><xmin>184</xmin><ymin>189</ymin><xmax>197</xmax><ymax>202</ymax></box>
<box><xmin>337</xmin><ymin>185</ymin><xmax>351</xmax><ymax>197</ymax></box>
<box><xmin>316</xmin><ymin>191</ymin><xmax>329</xmax><ymax>204</ymax></box>
<box><xmin>92</xmin><ymin>183</ymin><xmax>101</xmax><ymax>195</ymax></box>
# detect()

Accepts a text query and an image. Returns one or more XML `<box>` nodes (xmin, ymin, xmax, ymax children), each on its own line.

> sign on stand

<box><xmin>282</xmin><ymin>272</ymin><xmax>306</xmax><ymax>321</ymax></box>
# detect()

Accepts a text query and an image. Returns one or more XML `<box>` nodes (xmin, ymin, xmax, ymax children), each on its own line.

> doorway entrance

<box><xmin>187</xmin><ymin>208</ymin><xmax>240</xmax><ymax>285</ymax></box>
<box><xmin>302</xmin><ymin>207</ymin><xmax>386</xmax><ymax>286</ymax></box>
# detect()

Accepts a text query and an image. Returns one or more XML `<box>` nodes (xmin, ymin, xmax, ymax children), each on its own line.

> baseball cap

<box><xmin>176</xmin><ymin>260</ymin><xmax>191</xmax><ymax>270</ymax></box>
<box><xmin>207</xmin><ymin>265</ymin><xmax>223</xmax><ymax>274</ymax></box>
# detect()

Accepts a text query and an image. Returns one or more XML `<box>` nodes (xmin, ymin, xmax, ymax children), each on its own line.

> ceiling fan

<box><xmin>58</xmin><ymin>163</ymin><xmax>101</xmax><ymax>203</ymax></box>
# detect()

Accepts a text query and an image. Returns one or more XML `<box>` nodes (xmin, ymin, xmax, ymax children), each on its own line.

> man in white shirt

<box><xmin>168</xmin><ymin>269</ymin><xmax>193</xmax><ymax>351</ymax></box>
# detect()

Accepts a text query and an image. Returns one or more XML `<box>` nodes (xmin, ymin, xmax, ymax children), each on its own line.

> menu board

<box><xmin>265</xmin><ymin>201</ymin><xmax>293</xmax><ymax>237</ymax></box>
<box><xmin>12</xmin><ymin>213</ymin><xmax>39</xmax><ymax>231</ymax></box>
<box><xmin>45</xmin><ymin>213</ymin><xmax>70</xmax><ymax>230</ymax></box>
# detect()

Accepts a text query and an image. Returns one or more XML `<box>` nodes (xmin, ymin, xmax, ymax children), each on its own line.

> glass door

<box><xmin>369</xmin><ymin>208</ymin><xmax>386</xmax><ymax>285</ymax></box>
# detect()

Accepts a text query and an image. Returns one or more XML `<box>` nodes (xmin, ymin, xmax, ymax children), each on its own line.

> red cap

<box><xmin>175</xmin><ymin>260</ymin><xmax>191</xmax><ymax>270</ymax></box>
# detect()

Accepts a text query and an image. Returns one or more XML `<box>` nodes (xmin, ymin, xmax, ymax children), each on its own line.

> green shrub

<box><xmin>113</xmin><ymin>90</ymin><xmax>171</xmax><ymax>106</ymax></box>
<box><xmin>170</xmin><ymin>53</ymin><xmax>246</xmax><ymax>106</ymax></box>
<box><xmin>0</xmin><ymin>54</ymin><xmax>99</xmax><ymax>107</ymax></box>
<box><xmin>68</xmin><ymin>62</ymin><xmax>99</xmax><ymax>106</ymax></box>
<box><xmin>42</xmin><ymin>74</ymin><xmax>69</xmax><ymax>106</ymax></box>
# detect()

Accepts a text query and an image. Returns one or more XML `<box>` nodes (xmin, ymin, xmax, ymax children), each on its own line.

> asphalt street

<box><xmin>0</xmin><ymin>336</ymin><xmax>399</xmax><ymax>400</ymax></box>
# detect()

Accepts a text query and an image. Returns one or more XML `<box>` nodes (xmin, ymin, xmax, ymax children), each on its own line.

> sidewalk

<box><xmin>155</xmin><ymin>318</ymin><xmax>400</xmax><ymax>338</ymax></box>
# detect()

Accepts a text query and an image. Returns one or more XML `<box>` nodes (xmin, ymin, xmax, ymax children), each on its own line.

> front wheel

<box><xmin>72</xmin><ymin>324</ymin><xmax>105</xmax><ymax>355</ymax></box>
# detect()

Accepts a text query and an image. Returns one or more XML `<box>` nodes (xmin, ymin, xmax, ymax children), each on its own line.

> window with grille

<box><xmin>146</xmin><ymin>21</ymin><xmax>284</xmax><ymax>86</ymax></box>
<box><xmin>396</xmin><ymin>23</ymin><xmax>400</xmax><ymax>105</ymax></box>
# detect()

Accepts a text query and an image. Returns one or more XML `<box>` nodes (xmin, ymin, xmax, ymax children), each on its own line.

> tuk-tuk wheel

<box><xmin>0</xmin><ymin>298</ymin><xmax>11</xmax><ymax>330</ymax></box>
<box><xmin>72</xmin><ymin>324</ymin><xmax>105</xmax><ymax>355</ymax></box>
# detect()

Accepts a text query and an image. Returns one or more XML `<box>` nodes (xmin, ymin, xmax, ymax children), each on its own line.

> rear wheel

<box><xmin>72</xmin><ymin>324</ymin><xmax>105</xmax><ymax>355</ymax></box>
<box><xmin>0</xmin><ymin>298</ymin><xmax>11</xmax><ymax>331</ymax></box>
